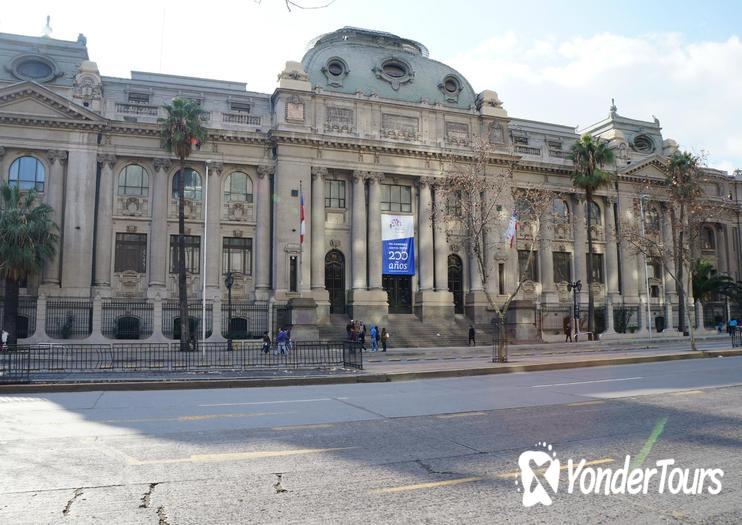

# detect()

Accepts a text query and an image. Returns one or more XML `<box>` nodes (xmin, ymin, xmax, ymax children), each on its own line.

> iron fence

<box><xmin>102</xmin><ymin>299</ymin><xmax>154</xmax><ymax>339</ymax></box>
<box><xmin>3</xmin><ymin>340</ymin><xmax>362</xmax><ymax>375</ymax></box>
<box><xmin>702</xmin><ymin>301</ymin><xmax>727</xmax><ymax>330</ymax></box>
<box><xmin>162</xmin><ymin>300</ymin><xmax>213</xmax><ymax>339</ymax></box>
<box><xmin>0</xmin><ymin>349</ymin><xmax>30</xmax><ymax>384</ymax></box>
<box><xmin>732</xmin><ymin>327</ymin><xmax>741</xmax><ymax>348</ymax></box>
<box><xmin>614</xmin><ymin>305</ymin><xmax>640</xmax><ymax>334</ymax></box>
<box><xmin>0</xmin><ymin>296</ymin><xmax>38</xmax><ymax>338</ymax></box>
<box><xmin>45</xmin><ymin>298</ymin><xmax>93</xmax><ymax>339</ymax></box>
<box><xmin>221</xmin><ymin>302</ymin><xmax>269</xmax><ymax>339</ymax></box>
<box><xmin>272</xmin><ymin>303</ymin><xmax>291</xmax><ymax>334</ymax></box>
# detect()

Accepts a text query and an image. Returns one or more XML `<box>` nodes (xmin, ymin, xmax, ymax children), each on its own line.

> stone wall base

<box><xmin>414</xmin><ymin>289</ymin><xmax>455</xmax><ymax>321</ymax></box>
<box><xmin>348</xmin><ymin>289</ymin><xmax>389</xmax><ymax>326</ymax></box>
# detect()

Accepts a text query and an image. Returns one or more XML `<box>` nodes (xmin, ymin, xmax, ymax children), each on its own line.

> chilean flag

<box><xmin>299</xmin><ymin>186</ymin><xmax>305</xmax><ymax>244</ymax></box>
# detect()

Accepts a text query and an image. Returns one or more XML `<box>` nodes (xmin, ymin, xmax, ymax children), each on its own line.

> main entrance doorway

<box><xmin>325</xmin><ymin>250</ymin><xmax>345</xmax><ymax>314</ymax></box>
<box><xmin>448</xmin><ymin>254</ymin><xmax>464</xmax><ymax>314</ymax></box>
<box><xmin>383</xmin><ymin>274</ymin><xmax>412</xmax><ymax>314</ymax></box>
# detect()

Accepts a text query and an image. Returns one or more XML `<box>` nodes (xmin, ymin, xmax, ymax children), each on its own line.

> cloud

<box><xmin>448</xmin><ymin>32</ymin><xmax>742</xmax><ymax>172</ymax></box>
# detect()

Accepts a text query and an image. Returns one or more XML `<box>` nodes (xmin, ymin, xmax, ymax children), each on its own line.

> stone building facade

<box><xmin>0</xmin><ymin>27</ymin><xmax>739</xmax><ymax>343</ymax></box>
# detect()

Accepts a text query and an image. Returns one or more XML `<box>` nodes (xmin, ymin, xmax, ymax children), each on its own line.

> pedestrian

<box><xmin>370</xmin><ymin>325</ymin><xmax>378</xmax><ymax>352</ymax></box>
<box><xmin>276</xmin><ymin>327</ymin><xmax>288</xmax><ymax>355</ymax></box>
<box><xmin>564</xmin><ymin>316</ymin><xmax>573</xmax><ymax>343</ymax></box>
<box><xmin>381</xmin><ymin>327</ymin><xmax>389</xmax><ymax>352</ymax></box>
<box><xmin>468</xmin><ymin>325</ymin><xmax>476</xmax><ymax>346</ymax></box>
<box><xmin>346</xmin><ymin>320</ymin><xmax>353</xmax><ymax>340</ymax></box>
<box><xmin>1</xmin><ymin>329</ymin><xmax>8</xmax><ymax>351</ymax></box>
<box><xmin>261</xmin><ymin>331</ymin><xmax>271</xmax><ymax>354</ymax></box>
<box><xmin>359</xmin><ymin>322</ymin><xmax>367</xmax><ymax>350</ymax></box>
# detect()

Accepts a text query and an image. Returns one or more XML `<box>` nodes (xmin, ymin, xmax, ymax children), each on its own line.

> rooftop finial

<box><xmin>42</xmin><ymin>15</ymin><xmax>52</xmax><ymax>37</ymax></box>
<box><xmin>610</xmin><ymin>98</ymin><xmax>617</xmax><ymax>116</ymax></box>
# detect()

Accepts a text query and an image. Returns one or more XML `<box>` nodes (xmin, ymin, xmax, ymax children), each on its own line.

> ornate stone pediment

<box><xmin>0</xmin><ymin>81</ymin><xmax>106</xmax><ymax>128</ymax></box>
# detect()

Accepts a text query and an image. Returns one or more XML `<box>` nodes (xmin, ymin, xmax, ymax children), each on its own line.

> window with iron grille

<box><xmin>115</xmin><ymin>233</ymin><xmax>147</xmax><ymax>273</ymax></box>
<box><xmin>553</xmin><ymin>252</ymin><xmax>572</xmax><ymax>283</ymax></box>
<box><xmin>381</xmin><ymin>184</ymin><xmax>412</xmax><ymax>213</ymax></box>
<box><xmin>222</xmin><ymin>237</ymin><xmax>252</xmax><ymax>275</ymax></box>
<box><xmin>324</xmin><ymin>179</ymin><xmax>346</xmax><ymax>208</ymax></box>
<box><xmin>518</xmin><ymin>250</ymin><xmax>539</xmax><ymax>282</ymax></box>
<box><xmin>169</xmin><ymin>235</ymin><xmax>201</xmax><ymax>274</ymax></box>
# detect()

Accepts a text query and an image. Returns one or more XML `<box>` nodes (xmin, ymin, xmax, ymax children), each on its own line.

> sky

<box><xmin>2</xmin><ymin>0</ymin><xmax>741</xmax><ymax>171</ymax></box>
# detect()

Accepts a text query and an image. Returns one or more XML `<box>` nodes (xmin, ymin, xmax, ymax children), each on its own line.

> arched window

<box><xmin>9</xmin><ymin>156</ymin><xmax>45</xmax><ymax>192</ymax></box>
<box><xmin>224</xmin><ymin>172</ymin><xmax>253</xmax><ymax>203</ymax></box>
<box><xmin>552</xmin><ymin>198</ymin><xmax>569</xmax><ymax>222</ymax></box>
<box><xmin>118</xmin><ymin>164</ymin><xmax>149</xmax><ymax>196</ymax></box>
<box><xmin>702</xmin><ymin>226</ymin><xmax>716</xmax><ymax>250</ymax></box>
<box><xmin>586</xmin><ymin>201</ymin><xmax>602</xmax><ymax>225</ymax></box>
<box><xmin>171</xmin><ymin>168</ymin><xmax>202</xmax><ymax>201</ymax></box>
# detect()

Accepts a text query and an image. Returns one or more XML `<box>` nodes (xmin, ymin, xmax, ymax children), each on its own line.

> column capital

<box><xmin>418</xmin><ymin>176</ymin><xmax>436</xmax><ymax>189</ymax></box>
<box><xmin>97</xmin><ymin>154</ymin><xmax>117</xmax><ymax>169</ymax></box>
<box><xmin>153</xmin><ymin>158</ymin><xmax>172</xmax><ymax>172</ymax></box>
<box><xmin>208</xmin><ymin>161</ymin><xmax>224</xmax><ymax>174</ymax></box>
<box><xmin>257</xmin><ymin>165</ymin><xmax>274</xmax><ymax>178</ymax></box>
<box><xmin>46</xmin><ymin>149</ymin><xmax>68</xmax><ymax>166</ymax></box>
<box><xmin>311</xmin><ymin>166</ymin><xmax>328</xmax><ymax>180</ymax></box>
<box><xmin>366</xmin><ymin>171</ymin><xmax>384</xmax><ymax>184</ymax></box>
<box><xmin>352</xmin><ymin>170</ymin><xmax>370</xmax><ymax>183</ymax></box>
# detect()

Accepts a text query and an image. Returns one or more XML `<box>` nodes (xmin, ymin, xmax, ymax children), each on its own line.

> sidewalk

<box><xmin>2</xmin><ymin>337</ymin><xmax>740</xmax><ymax>393</ymax></box>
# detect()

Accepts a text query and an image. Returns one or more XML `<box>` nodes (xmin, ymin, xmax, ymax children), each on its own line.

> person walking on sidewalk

<box><xmin>369</xmin><ymin>325</ymin><xmax>378</xmax><ymax>352</ymax></box>
<box><xmin>261</xmin><ymin>331</ymin><xmax>271</xmax><ymax>354</ymax></box>
<box><xmin>276</xmin><ymin>327</ymin><xmax>288</xmax><ymax>355</ymax></box>
<box><xmin>468</xmin><ymin>325</ymin><xmax>476</xmax><ymax>346</ymax></box>
<box><xmin>381</xmin><ymin>327</ymin><xmax>389</xmax><ymax>352</ymax></box>
<box><xmin>564</xmin><ymin>316</ymin><xmax>573</xmax><ymax>343</ymax></box>
<box><xmin>359</xmin><ymin>322</ymin><xmax>367</xmax><ymax>350</ymax></box>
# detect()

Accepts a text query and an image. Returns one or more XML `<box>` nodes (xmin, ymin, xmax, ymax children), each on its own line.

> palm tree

<box><xmin>159</xmin><ymin>98</ymin><xmax>207</xmax><ymax>351</ymax></box>
<box><xmin>0</xmin><ymin>184</ymin><xmax>58</xmax><ymax>346</ymax></box>
<box><xmin>692</xmin><ymin>260</ymin><xmax>737</xmax><ymax>302</ymax></box>
<box><xmin>570</xmin><ymin>134</ymin><xmax>615</xmax><ymax>339</ymax></box>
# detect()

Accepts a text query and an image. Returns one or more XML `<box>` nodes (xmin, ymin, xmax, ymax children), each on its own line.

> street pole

<box><xmin>225</xmin><ymin>272</ymin><xmax>234</xmax><ymax>352</ymax></box>
<box><xmin>639</xmin><ymin>195</ymin><xmax>653</xmax><ymax>340</ymax></box>
<box><xmin>568</xmin><ymin>280</ymin><xmax>582</xmax><ymax>341</ymax></box>
<box><xmin>201</xmin><ymin>160</ymin><xmax>210</xmax><ymax>355</ymax></box>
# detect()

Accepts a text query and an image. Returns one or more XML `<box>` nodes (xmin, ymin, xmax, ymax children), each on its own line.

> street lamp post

<box><xmin>567</xmin><ymin>279</ymin><xmax>582</xmax><ymax>341</ymax></box>
<box><xmin>639</xmin><ymin>195</ymin><xmax>653</xmax><ymax>340</ymax></box>
<box><xmin>225</xmin><ymin>271</ymin><xmax>234</xmax><ymax>352</ymax></box>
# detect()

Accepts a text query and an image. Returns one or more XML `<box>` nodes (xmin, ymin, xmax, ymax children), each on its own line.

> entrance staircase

<box><xmin>318</xmin><ymin>313</ymin><xmax>494</xmax><ymax>348</ymax></box>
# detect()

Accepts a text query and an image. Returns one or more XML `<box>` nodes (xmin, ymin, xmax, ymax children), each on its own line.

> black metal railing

<box><xmin>221</xmin><ymin>302</ymin><xmax>269</xmax><ymax>339</ymax></box>
<box><xmin>45</xmin><ymin>298</ymin><xmax>93</xmax><ymax>339</ymax></box>
<box><xmin>0</xmin><ymin>296</ymin><xmax>38</xmax><ymax>338</ymax></box>
<box><xmin>0</xmin><ymin>349</ymin><xmax>30</xmax><ymax>384</ymax></box>
<box><xmin>162</xmin><ymin>300</ymin><xmax>213</xmax><ymax>339</ymax></box>
<box><xmin>614</xmin><ymin>305</ymin><xmax>640</xmax><ymax>334</ymax></box>
<box><xmin>702</xmin><ymin>301</ymin><xmax>727</xmax><ymax>330</ymax></box>
<box><xmin>2</xmin><ymin>340</ymin><xmax>362</xmax><ymax>376</ymax></box>
<box><xmin>102</xmin><ymin>299</ymin><xmax>154</xmax><ymax>339</ymax></box>
<box><xmin>731</xmin><ymin>326</ymin><xmax>741</xmax><ymax>348</ymax></box>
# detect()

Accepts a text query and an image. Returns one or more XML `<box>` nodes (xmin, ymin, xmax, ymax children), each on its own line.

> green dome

<box><xmin>302</xmin><ymin>27</ymin><xmax>476</xmax><ymax>109</ymax></box>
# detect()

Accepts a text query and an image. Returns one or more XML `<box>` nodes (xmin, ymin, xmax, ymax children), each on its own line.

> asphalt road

<box><xmin>1</xmin><ymin>357</ymin><xmax>741</xmax><ymax>524</ymax></box>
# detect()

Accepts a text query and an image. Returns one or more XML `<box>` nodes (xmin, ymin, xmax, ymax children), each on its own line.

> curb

<box><xmin>1</xmin><ymin>349</ymin><xmax>741</xmax><ymax>394</ymax></box>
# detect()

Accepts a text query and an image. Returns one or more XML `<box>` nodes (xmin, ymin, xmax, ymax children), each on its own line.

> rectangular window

<box><xmin>169</xmin><ymin>235</ymin><xmax>200</xmax><ymax>274</ymax></box>
<box><xmin>513</xmin><ymin>135</ymin><xmax>529</xmax><ymax>145</ymax></box>
<box><xmin>446</xmin><ymin>191</ymin><xmax>462</xmax><ymax>217</ymax></box>
<box><xmin>646</xmin><ymin>257</ymin><xmax>662</xmax><ymax>280</ymax></box>
<box><xmin>229</xmin><ymin>101</ymin><xmax>251</xmax><ymax>113</ymax></box>
<box><xmin>381</xmin><ymin>184</ymin><xmax>412</xmax><ymax>213</ymax></box>
<box><xmin>324</xmin><ymin>180</ymin><xmax>346</xmax><ymax>208</ymax></box>
<box><xmin>127</xmin><ymin>92</ymin><xmax>150</xmax><ymax>104</ymax></box>
<box><xmin>498</xmin><ymin>263</ymin><xmax>505</xmax><ymax>295</ymax></box>
<box><xmin>115</xmin><ymin>233</ymin><xmax>147</xmax><ymax>273</ymax></box>
<box><xmin>518</xmin><ymin>250</ymin><xmax>539</xmax><ymax>282</ymax></box>
<box><xmin>587</xmin><ymin>253</ymin><xmax>605</xmax><ymax>284</ymax></box>
<box><xmin>222</xmin><ymin>237</ymin><xmax>252</xmax><ymax>275</ymax></box>
<box><xmin>553</xmin><ymin>252</ymin><xmax>571</xmax><ymax>284</ymax></box>
<box><xmin>289</xmin><ymin>255</ymin><xmax>298</xmax><ymax>292</ymax></box>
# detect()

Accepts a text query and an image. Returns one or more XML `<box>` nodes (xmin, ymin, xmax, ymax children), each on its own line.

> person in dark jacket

<box><xmin>381</xmin><ymin>327</ymin><xmax>389</xmax><ymax>352</ymax></box>
<box><xmin>468</xmin><ymin>325</ymin><xmax>476</xmax><ymax>346</ymax></box>
<box><xmin>261</xmin><ymin>331</ymin><xmax>271</xmax><ymax>353</ymax></box>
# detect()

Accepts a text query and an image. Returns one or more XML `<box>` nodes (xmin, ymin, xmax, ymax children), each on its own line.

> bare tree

<box><xmin>433</xmin><ymin>138</ymin><xmax>556</xmax><ymax>362</ymax></box>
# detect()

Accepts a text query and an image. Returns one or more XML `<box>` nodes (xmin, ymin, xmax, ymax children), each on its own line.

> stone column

<box><xmin>618</xmin><ymin>196</ymin><xmax>640</xmax><ymax>302</ymax></box>
<box><xmin>418</xmin><ymin>177</ymin><xmax>434</xmax><ymax>291</ymax></box>
<box><xmin>351</xmin><ymin>171</ymin><xmax>367</xmax><ymax>290</ymax></box>
<box><xmin>572</xmin><ymin>195</ymin><xmax>587</xmax><ymax>287</ymax></box>
<box><xmin>539</xmin><ymin>223</ymin><xmax>555</xmax><ymax>302</ymax></box>
<box><xmin>433</xmin><ymin>184</ymin><xmax>448</xmax><ymax>291</ymax></box>
<box><xmin>205</xmin><ymin>162</ymin><xmax>223</xmax><ymax>294</ymax></box>
<box><xmin>717</xmin><ymin>225</ymin><xmax>729</xmax><ymax>275</ymax></box>
<box><xmin>149</xmin><ymin>158</ymin><xmax>171</xmax><ymax>293</ymax></box>
<box><xmin>94</xmin><ymin>154</ymin><xmax>116</xmax><ymax>287</ymax></box>
<box><xmin>367</xmin><ymin>172</ymin><xmax>384</xmax><ymax>290</ymax></box>
<box><xmin>310</xmin><ymin>167</ymin><xmax>327</xmax><ymax>290</ymax></box>
<box><xmin>43</xmin><ymin>150</ymin><xmax>67</xmax><ymax>286</ymax></box>
<box><xmin>661</xmin><ymin>207</ymin><xmax>677</xmax><ymax>295</ymax></box>
<box><xmin>604</xmin><ymin>197</ymin><xmax>620</xmax><ymax>297</ymax></box>
<box><xmin>255</xmin><ymin>165</ymin><xmax>273</xmax><ymax>300</ymax></box>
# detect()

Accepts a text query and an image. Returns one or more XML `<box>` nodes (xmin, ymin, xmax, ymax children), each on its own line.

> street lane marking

<box><xmin>199</xmin><ymin>398</ymin><xmax>331</xmax><ymax>407</ymax></box>
<box><xmin>272</xmin><ymin>424</ymin><xmax>335</xmax><ymax>431</ymax></box>
<box><xmin>435</xmin><ymin>411</ymin><xmax>488</xmax><ymax>419</ymax></box>
<box><xmin>632</xmin><ymin>417</ymin><xmax>668</xmax><ymax>469</ymax></box>
<box><xmin>128</xmin><ymin>447</ymin><xmax>354</xmax><ymax>465</ymax></box>
<box><xmin>531</xmin><ymin>377</ymin><xmax>643</xmax><ymax>388</ymax></box>
<box><xmin>371</xmin><ymin>477</ymin><xmax>483</xmax><ymax>494</ymax></box>
<box><xmin>104</xmin><ymin>411</ymin><xmax>285</xmax><ymax>423</ymax></box>
<box><xmin>566</xmin><ymin>400</ymin><xmax>605</xmax><ymax>407</ymax></box>
<box><xmin>496</xmin><ymin>457</ymin><xmax>615</xmax><ymax>479</ymax></box>
<box><xmin>670</xmin><ymin>390</ymin><xmax>705</xmax><ymax>396</ymax></box>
